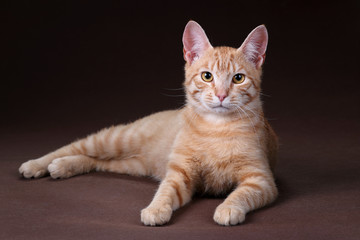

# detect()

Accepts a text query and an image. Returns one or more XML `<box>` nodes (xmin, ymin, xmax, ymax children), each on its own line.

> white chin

<box><xmin>210</xmin><ymin>106</ymin><xmax>231</xmax><ymax>114</ymax></box>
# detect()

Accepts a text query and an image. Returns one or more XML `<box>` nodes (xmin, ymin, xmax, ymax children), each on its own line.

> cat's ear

<box><xmin>182</xmin><ymin>21</ymin><xmax>212</xmax><ymax>65</ymax></box>
<box><xmin>239</xmin><ymin>25</ymin><xmax>268</xmax><ymax>69</ymax></box>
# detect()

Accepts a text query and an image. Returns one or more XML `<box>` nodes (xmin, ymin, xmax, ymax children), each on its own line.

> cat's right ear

<box><xmin>182</xmin><ymin>21</ymin><xmax>212</xmax><ymax>65</ymax></box>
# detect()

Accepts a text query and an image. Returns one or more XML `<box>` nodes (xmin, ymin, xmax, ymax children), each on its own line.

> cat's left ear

<box><xmin>238</xmin><ymin>25</ymin><xmax>268</xmax><ymax>69</ymax></box>
<box><xmin>182</xmin><ymin>21</ymin><xmax>212</xmax><ymax>65</ymax></box>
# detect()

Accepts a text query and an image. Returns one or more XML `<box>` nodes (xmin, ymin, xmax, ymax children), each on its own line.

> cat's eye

<box><xmin>201</xmin><ymin>72</ymin><xmax>213</xmax><ymax>82</ymax></box>
<box><xmin>232</xmin><ymin>73</ymin><xmax>245</xmax><ymax>84</ymax></box>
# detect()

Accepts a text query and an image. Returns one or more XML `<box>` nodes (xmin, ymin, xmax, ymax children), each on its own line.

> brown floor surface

<box><xmin>1</xmin><ymin>116</ymin><xmax>359</xmax><ymax>240</ymax></box>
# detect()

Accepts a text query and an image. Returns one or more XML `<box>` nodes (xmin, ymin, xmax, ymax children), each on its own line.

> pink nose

<box><xmin>216</xmin><ymin>94</ymin><xmax>227</xmax><ymax>102</ymax></box>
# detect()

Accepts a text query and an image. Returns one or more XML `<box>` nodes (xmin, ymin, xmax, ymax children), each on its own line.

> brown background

<box><xmin>1</xmin><ymin>1</ymin><xmax>359</xmax><ymax>239</ymax></box>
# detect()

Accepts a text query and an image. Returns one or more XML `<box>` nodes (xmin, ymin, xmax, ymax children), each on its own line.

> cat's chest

<box><xmin>174</xmin><ymin>127</ymin><xmax>258</xmax><ymax>194</ymax></box>
<box><xmin>197</xmin><ymin>159</ymin><xmax>237</xmax><ymax>195</ymax></box>
<box><xmin>194</xmin><ymin>137</ymin><xmax>253</xmax><ymax>194</ymax></box>
<box><xmin>197</xmin><ymin>134</ymin><xmax>253</xmax><ymax>159</ymax></box>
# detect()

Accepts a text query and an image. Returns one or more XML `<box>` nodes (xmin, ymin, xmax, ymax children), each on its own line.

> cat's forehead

<box><xmin>206</xmin><ymin>47</ymin><xmax>238</xmax><ymax>62</ymax></box>
<box><xmin>201</xmin><ymin>46</ymin><xmax>247</xmax><ymax>73</ymax></box>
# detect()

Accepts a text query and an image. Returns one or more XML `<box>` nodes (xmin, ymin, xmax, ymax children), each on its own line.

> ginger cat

<box><xmin>19</xmin><ymin>21</ymin><xmax>278</xmax><ymax>226</ymax></box>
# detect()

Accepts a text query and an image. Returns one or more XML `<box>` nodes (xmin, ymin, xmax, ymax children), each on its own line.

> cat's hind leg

<box><xmin>21</xmin><ymin>154</ymin><xmax>149</xmax><ymax>180</ymax></box>
<box><xmin>19</xmin><ymin>154</ymin><xmax>97</xmax><ymax>179</ymax></box>
<box><xmin>19</xmin><ymin>116</ymin><xmax>166</xmax><ymax>179</ymax></box>
<box><xmin>19</xmin><ymin>153</ymin><xmax>69</xmax><ymax>179</ymax></box>
<box><xmin>48</xmin><ymin>155</ymin><xmax>151</xmax><ymax>179</ymax></box>
<box><xmin>48</xmin><ymin>155</ymin><xmax>97</xmax><ymax>179</ymax></box>
<box><xmin>19</xmin><ymin>125</ymin><xmax>126</xmax><ymax>179</ymax></box>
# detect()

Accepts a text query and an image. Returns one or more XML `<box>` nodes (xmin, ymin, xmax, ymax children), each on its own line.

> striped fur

<box><xmin>19</xmin><ymin>21</ymin><xmax>278</xmax><ymax>226</ymax></box>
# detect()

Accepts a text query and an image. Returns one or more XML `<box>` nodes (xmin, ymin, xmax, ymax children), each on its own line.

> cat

<box><xmin>19</xmin><ymin>20</ymin><xmax>278</xmax><ymax>226</ymax></box>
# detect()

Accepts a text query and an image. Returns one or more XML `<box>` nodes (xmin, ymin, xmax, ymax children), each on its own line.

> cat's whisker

<box><xmin>175</xmin><ymin>104</ymin><xmax>186</xmax><ymax>111</ymax></box>
<box><xmin>229</xmin><ymin>103</ymin><xmax>246</xmax><ymax>120</ymax></box>
<box><xmin>231</xmin><ymin>104</ymin><xmax>260</xmax><ymax>146</ymax></box>
<box><xmin>230</xmin><ymin>101</ymin><xmax>259</xmax><ymax>119</ymax></box>
<box><xmin>161</xmin><ymin>93</ymin><xmax>186</xmax><ymax>98</ymax></box>
<box><xmin>162</xmin><ymin>87</ymin><xmax>185</xmax><ymax>91</ymax></box>
<box><xmin>260</xmin><ymin>92</ymin><xmax>271</xmax><ymax>98</ymax></box>
<box><xmin>161</xmin><ymin>87</ymin><xmax>186</xmax><ymax>98</ymax></box>
<box><xmin>242</xmin><ymin>105</ymin><xmax>259</xmax><ymax>118</ymax></box>
<box><xmin>240</xmin><ymin>107</ymin><xmax>261</xmax><ymax>146</ymax></box>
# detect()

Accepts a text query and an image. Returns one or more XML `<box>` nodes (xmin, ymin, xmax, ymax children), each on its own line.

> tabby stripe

<box><xmin>193</xmin><ymin>80</ymin><xmax>205</xmax><ymax>90</ymax></box>
<box><xmin>242</xmin><ymin>179</ymin><xmax>276</xmax><ymax>207</ymax></box>
<box><xmin>169</xmin><ymin>180</ymin><xmax>183</xmax><ymax>207</ymax></box>
<box><xmin>243</xmin><ymin>194</ymin><xmax>253</xmax><ymax>210</ymax></box>
<box><xmin>83</xmin><ymin>136</ymin><xmax>95</xmax><ymax>157</ymax></box>
<box><xmin>103</xmin><ymin>127</ymin><xmax>113</xmax><ymax>146</ymax></box>
<box><xmin>243</xmin><ymin>187</ymin><xmax>263</xmax><ymax>209</ymax></box>
<box><xmin>225</xmin><ymin>60</ymin><xmax>231</xmax><ymax>72</ymax></box>
<box><xmin>216</xmin><ymin>60</ymin><xmax>221</xmax><ymax>71</ymax></box>
<box><xmin>70</xmin><ymin>144</ymin><xmax>82</xmax><ymax>155</ymax></box>
<box><xmin>79</xmin><ymin>140</ymin><xmax>87</xmax><ymax>154</ymax></box>
<box><xmin>240</xmin><ymin>172</ymin><xmax>267</xmax><ymax>183</ymax></box>
<box><xmin>123</xmin><ymin>126</ymin><xmax>138</xmax><ymax>151</ymax></box>
<box><xmin>241</xmin><ymin>182</ymin><xmax>262</xmax><ymax>191</ymax></box>
<box><xmin>101</xmin><ymin>127</ymin><xmax>115</xmax><ymax>158</ymax></box>
<box><xmin>113</xmin><ymin>128</ymin><xmax>124</xmax><ymax>157</ymax></box>
<box><xmin>252</xmin><ymin>79</ymin><xmax>260</xmax><ymax>91</ymax></box>
<box><xmin>168</xmin><ymin>163</ymin><xmax>191</xmax><ymax>191</ymax></box>
<box><xmin>92</xmin><ymin>135</ymin><xmax>101</xmax><ymax>156</ymax></box>
<box><xmin>191</xmin><ymin>89</ymin><xmax>200</xmax><ymax>95</ymax></box>
<box><xmin>97</xmin><ymin>134</ymin><xmax>106</xmax><ymax>157</ymax></box>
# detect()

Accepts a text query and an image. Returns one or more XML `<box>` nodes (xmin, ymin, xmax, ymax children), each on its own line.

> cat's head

<box><xmin>182</xmin><ymin>21</ymin><xmax>268</xmax><ymax>118</ymax></box>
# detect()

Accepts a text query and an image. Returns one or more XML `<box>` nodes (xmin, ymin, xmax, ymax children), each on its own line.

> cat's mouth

<box><xmin>213</xmin><ymin>105</ymin><xmax>229</xmax><ymax>109</ymax></box>
<box><xmin>212</xmin><ymin>102</ymin><xmax>230</xmax><ymax>109</ymax></box>
<box><xmin>211</xmin><ymin>105</ymin><xmax>231</xmax><ymax>113</ymax></box>
<box><xmin>201</xmin><ymin>101</ymin><xmax>233</xmax><ymax>114</ymax></box>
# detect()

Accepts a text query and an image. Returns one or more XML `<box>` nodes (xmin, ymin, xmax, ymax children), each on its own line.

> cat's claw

<box><xmin>19</xmin><ymin>160</ymin><xmax>47</xmax><ymax>179</ymax></box>
<box><xmin>141</xmin><ymin>205</ymin><xmax>172</xmax><ymax>226</ymax></box>
<box><xmin>213</xmin><ymin>203</ymin><xmax>246</xmax><ymax>226</ymax></box>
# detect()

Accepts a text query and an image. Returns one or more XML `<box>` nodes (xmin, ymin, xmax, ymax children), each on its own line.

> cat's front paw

<box><xmin>213</xmin><ymin>203</ymin><xmax>246</xmax><ymax>226</ymax></box>
<box><xmin>19</xmin><ymin>160</ymin><xmax>47</xmax><ymax>178</ymax></box>
<box><xmin>141</xmin><ymin>204</ymin><xmax>172</xmax><ymax>226</ymax></box>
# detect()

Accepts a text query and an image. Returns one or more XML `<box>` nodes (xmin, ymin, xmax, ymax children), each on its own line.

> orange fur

<box><xmin>19</xmin><ymin>21</ymin><xmax>278</xmax><ymax>226</ymax></box>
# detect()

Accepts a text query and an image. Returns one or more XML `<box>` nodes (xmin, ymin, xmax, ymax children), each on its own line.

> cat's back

<box><xmin>133</xmin><ymin>109</ymin><xmax>184</xmax><ymax>133</ymax></box>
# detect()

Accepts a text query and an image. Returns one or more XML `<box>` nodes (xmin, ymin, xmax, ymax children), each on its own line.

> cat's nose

<box><xmin>216</xmin><ymin>93</ymin><xmax>227</xmax><ymax>102</ymax></box>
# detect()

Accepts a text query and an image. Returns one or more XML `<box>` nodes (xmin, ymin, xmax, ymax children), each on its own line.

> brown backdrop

<box><xmin>1</xmin><ymin>1</ymin><xmax>359</xmax><ymax>239</ymax></box>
